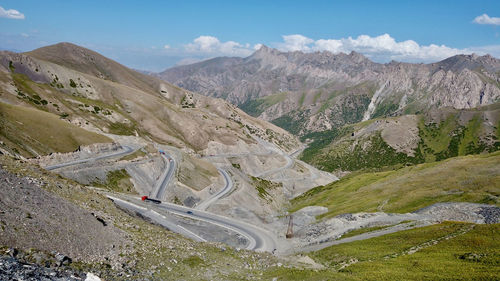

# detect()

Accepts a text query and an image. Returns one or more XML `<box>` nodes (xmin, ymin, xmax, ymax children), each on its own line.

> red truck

<box><xmin>141</xmin><ymin>196</ymin><xmax>161</xmax><ymax>204</ymax></box>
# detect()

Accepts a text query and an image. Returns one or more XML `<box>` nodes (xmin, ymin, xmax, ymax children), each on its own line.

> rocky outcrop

<box><xmin>0</xmin><ymin>253</ymin><xmax>90</xmax><ymax>281</ymax></box>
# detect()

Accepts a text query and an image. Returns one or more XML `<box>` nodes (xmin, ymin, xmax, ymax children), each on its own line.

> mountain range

<box><xmin>159</xmin><ymin>45</ymin><xmax>500</xmax><ymax>136</ymax></box>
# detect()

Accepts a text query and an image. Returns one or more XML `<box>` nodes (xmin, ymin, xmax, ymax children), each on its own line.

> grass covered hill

<box><xmin>266</xmin><ymin>222</ymin><xmax>499</xmax><ymax>280</ymax></box>
<box><xmin>274</xmin><ymin>151</ymin><xmax>500</xmax><ymax>280</ymax></box>
<box><xmin>299</xmin><ymin>104</ymin><xmax>500</xmax><ymax>173</ymax></box>
<box><xmin>291</xmin><ymin>151</ymin><xmax>500</xmax><ymax>219</ymax></box>
<box><xmin>0</xmin><ymin>101</ymin><xmax>111</xmax><ymax>157</ymax></box>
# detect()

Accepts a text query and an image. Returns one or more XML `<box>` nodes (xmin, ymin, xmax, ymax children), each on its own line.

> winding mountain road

<box><xmin>155</xmin><ymin>200</ymin><xmax>276</xmax><ymax>252</ymax></box>
<box><xmin>151</xmin><ymin>153</ymin><xmax>176</xmax><ymax>200</ymax></box>
<box><xmin>109</xmin><ymin>195</ymin><xmax>207</xmax><ymax>242</ymax></box>
<box><xmin>195</xmin><ymin>168</ymin><xmax>233</xmax><ymax>211</ymax></box>
<box><xmin>109</xmin><ymin>150</ymin><xmax>277</xmax><ymax>252</ymax></box>
<box><xmin>44</xmin><ymin>145</ymin><xmax>135</xmax><ymax>170</ymax></box>
<box><xmin>108</xmin><ymin>193</ymin><xmax>277</xmax><ymax>252</ymax></box>
<box><xmin>202</xmin><ymin>151</ymin><xmax>273</xmax><ymax>159</ymax></box>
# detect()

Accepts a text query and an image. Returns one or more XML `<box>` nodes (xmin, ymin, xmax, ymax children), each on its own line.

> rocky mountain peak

<box><xmin>256</xmin><ymin>44</ymin><xmax>272</xmax><ymax>52</ymax></box>
<box><xmin>435</xmin><ymin>53</ymin><xmax>500</xmax><ymax>73</ymax></box>
<box><xmin>249</xmin><ymin>45</ymin><xmax>282</xmax><ymax>60</ymax></box>
<box><xmin>348</xmin><ymin>50</ymin><xmax>368</xmax><ymax>62</ymax></box>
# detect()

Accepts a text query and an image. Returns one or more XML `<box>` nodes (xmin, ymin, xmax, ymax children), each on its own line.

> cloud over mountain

<box><xmin>276</xmin><ymin>33</ymin><xmax>471</xmax><ymax>63</ymax></box>
<box><xmin>184</xmin><ymin>35</ymin><xmax>257</xmax><ymax>56</ymax></box>
<box><xmin>179</xmin><ymin>33</ymin><xmax>492</xmax><ymax>64</ymax></box>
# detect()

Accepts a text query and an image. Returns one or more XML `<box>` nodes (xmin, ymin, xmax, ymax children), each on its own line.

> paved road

<box><xmin>202</xmin><ymin>137</ymin><xmax>302</xmax><ymax>179</ymax></box>
<box><xmin>111</xmin><ymin>194</ymin><xmax>277</xmax><ymax>252</ymax></box>
<box><xmin>195</xmin><ymin>168</ymin><xmax>233</xmax><ymax>211</ymax></box>
<box><xmin>296</xmin><ymin>221</ymin><xmax>431</xmax><ymax>253</ymax></box>
<box><xmin>108</xmin><ymin>195</ymin><xmax>207</xmax><ymax>242</ymax></box>
<box><xmin>107</xmin><ymin>149</ymin><xmax>277</xmax><ymax>252</ymax></box>
<box><xmin>44</xmin><ymin>145</ymin><xmax>135</xmax><ymax>170</ymax></box>
<box><xmin>148</xmin><ymin>197</ymin><xmax>276</xmax><ymax>252</ymax></box>
<box><xmin>151</xmin><ymin>153</ymin><xmax>176</xmax><ymax>200</ymax></box>
<box><xmin>44</xmin><ymin>144</ymin><xmax>279</xmax><ymax>252</ymax></box>
<box><xmin>202</xmin><ymin>151</ymin><xmax>272</xmax><ymax>159</ymax></box>
<box><xmin>289</xmin><ymin>146</ymin><xmax>305</xmax><ymax>158</ymax></box>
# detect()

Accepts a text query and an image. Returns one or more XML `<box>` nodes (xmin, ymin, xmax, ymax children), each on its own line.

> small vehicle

<box><xmin>141</xmin><ymin>196</ymin><xmax>161</xmax><ymax>204</ymax></box>
<box><xmin>187</xmin><ymin>211</ymin><xmax>193</xmax><ymax>215</ymax></box>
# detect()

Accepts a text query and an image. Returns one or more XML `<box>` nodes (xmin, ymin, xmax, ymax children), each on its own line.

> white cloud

<box><xmin>0</xmin><ymin>6</ymin><xmax>25</xmax><ymax>20</ymax></box>
<box><xmin>164</xmin><ymin>44</ymin><xmax>170</xmax><ymax>49</ymax></box>
<box><xmin>184</xmin><ymin>35</ymin><xmax>254</xmax><ymax>56</ymax></box>
<box><xmin>277</xmin><ymin>34</ymin><xmax>314</xmax><ymax>51</ymax></box>
<box><xmin>473</xmin><ymin>14</ymin><xmax>500</xmax><ymax>25</ymax></box>
<box><xmin>274</xmin><ymin>33</ymin><xmax>476</xmax><ymax>63</ymax></box>
<box><xmin>173</xmin><ymin>34</ymin><xmax>498</xmax><ymax>66</ymax></box>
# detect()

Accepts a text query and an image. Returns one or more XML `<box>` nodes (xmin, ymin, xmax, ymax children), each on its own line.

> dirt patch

<box><xmin>363</xmin><ymin>115</ymin><xmax>419</xmax><ymax>156</ymax></box>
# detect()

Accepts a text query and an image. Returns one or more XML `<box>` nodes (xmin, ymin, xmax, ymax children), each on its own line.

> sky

<box><xmin>0</xmin><ymin>0</ymin><xmax>499</xmax><ymax>71</ymax></box>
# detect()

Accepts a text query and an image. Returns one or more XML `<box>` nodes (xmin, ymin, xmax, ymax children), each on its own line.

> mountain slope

<box><xmin>159</xmin><ymin>46</ymin><xmax>500</xmax><ymax>135</ymax></box>
<box><xmin>27</xmin><ymin>42</ymin><xmax>161</xmax><ymax>94</ymax></box>
<box><xmin>291</xmin><ymin>151</ymin><xmax>500</xmax><ymax>218</ymax></box>
<box><xmin>0</xmin><ymin>43</ymin><xmax>299</xmax><ymax>155</ymax></box>
<box><xmin>0</xmin><ymin>101</ymin><xmax>111</xmax><ymax>157</ymax></box>
<box><xmin>0</xmin><ymin>155</ymin><xmax>282</xmax><ymax>280</ymax></box>
<box><xmin>299</xmin><ymin>104</ymin><xmax>500</xmax><ymax>173</ymax></box>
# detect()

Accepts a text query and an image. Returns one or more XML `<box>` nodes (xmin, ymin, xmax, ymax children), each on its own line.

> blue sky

<box><xmin>0</xmin><ymin>0</ymin><xmax>499</xmax><ymax>71</ymax></box>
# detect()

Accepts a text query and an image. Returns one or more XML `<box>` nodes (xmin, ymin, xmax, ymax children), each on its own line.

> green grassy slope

<box><xmin>0</xmin><ymin>101</ymin><xmax>111</xmax><ymax>157</ymax></box>
<box><xmin>266</xmin><ymin>222</ymin><xmax>499</xmax><ymax>280</ymax></box>
<box><xmin>271</xmin><ymin>87</ymin><xmax>373</xmax><ymax>136</ymax></box>
<box><xmin>291</xmin><ymin>151</ymin><xmax>500</xmax><ymax>219</ymax></box>
<box><xmin>93</xmin><ymin>169</ymin><xmax>136</xmax><ymax>194</ymax></box>
<box><xmin>300</xmin><ymin>106</ymin><xmax>500</xmax><ymax>173</ymax></box>
<box><xmin>239</xmin><ymin>92</ymin><xmax>288</xmax><ymax>117</ymax></box>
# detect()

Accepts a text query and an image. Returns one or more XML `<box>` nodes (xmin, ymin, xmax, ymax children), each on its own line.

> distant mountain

<box><xmin>159</xmin><ymin>46</ymin><xmax>500</xmax><ymax>135</ymax></box>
